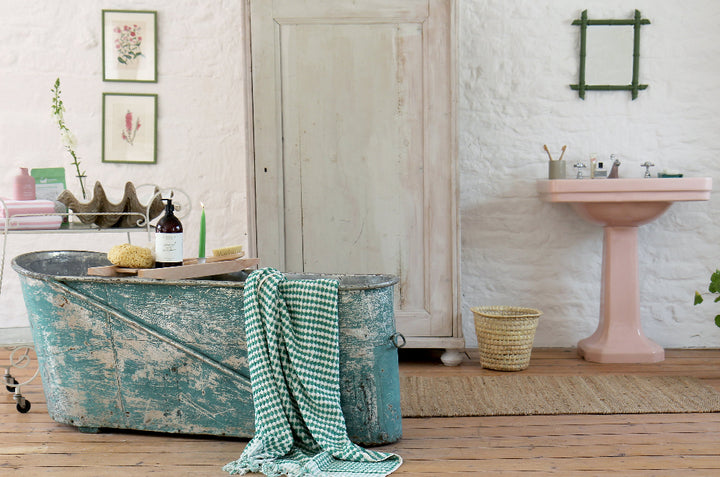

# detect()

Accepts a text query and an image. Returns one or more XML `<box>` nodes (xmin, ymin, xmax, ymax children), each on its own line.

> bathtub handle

<box><xmin>390</xmin><ymin>332</ymin><xmax>406</xmax><ymax>348</ymax></box>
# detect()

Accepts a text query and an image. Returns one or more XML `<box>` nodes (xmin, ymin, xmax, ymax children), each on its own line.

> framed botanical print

<box><xmin>102</xmin><ymin>10</ymin><xmax>157</xmax><ymax>82</ymax></box>
<box><xmin>102</xmin><ymin>93</ymin><xmax>158</xmax><ymax>164</ymax></box>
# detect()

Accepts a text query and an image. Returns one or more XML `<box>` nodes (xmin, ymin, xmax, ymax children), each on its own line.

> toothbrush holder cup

<box><xmin>548</xmin><ymin>160</ymin><xmax>567</xmax><ymax>179</ymax></box>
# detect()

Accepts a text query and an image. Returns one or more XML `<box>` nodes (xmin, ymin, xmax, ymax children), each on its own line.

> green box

<box><xmin>30</xmin><ymin>167</ymin><xmax>66</xmax><ymax>201</ymax></box>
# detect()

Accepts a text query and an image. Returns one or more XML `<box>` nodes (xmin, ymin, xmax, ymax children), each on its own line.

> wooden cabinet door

<box><xmin>250</xmin><ymin>0</ymin><xmax>460</xmax><ymax>344</ymax></box>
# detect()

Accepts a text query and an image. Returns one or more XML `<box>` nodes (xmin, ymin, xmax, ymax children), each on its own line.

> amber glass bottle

<box><xmin>155</xmin><ymin>198</ymin><xmax>183</xmax><ymax>267</ymax></box>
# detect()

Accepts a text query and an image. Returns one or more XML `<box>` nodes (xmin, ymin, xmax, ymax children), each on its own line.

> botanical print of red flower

<box><xmin>121</xmin><ymin>110</ymin><xmax>141</xmax><ymax>145</ymax></box>
<box><xmin>114</xmin><ymin>24</ymin><xmax>143</xmax><ymax>65</ymax></box>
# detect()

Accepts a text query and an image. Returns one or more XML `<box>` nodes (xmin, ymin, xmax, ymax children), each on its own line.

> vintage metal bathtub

<box><xmin>12</xmin><ymin>251</ymin><xmax>402</xmax><ymax>445</ymax></box>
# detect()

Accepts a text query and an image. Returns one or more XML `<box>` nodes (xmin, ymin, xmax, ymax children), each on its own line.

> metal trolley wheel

<box><xmin>4</xmin><ymin>345</ymin><xmax>39</xmax><ymax>414</ymax></box>
<box><xmin>4</xmin><ymin>372</ymin><xmax>32</xmax><ymax>413</ymax></box>
<box><xmin>15</xmin><ymin>395</ymin><xmax>31</xmax><ymax>413</ymax></box>
<box><xmin>5</xmin><ymin>375</ymin><xmax>18</xmax><ymax>393</ymax></box>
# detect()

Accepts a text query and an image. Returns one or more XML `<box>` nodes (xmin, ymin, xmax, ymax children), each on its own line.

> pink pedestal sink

<box><xmin>537</xmin><ymin>178</ymin><xmax>712</xmax><ymax>363</ymax></box>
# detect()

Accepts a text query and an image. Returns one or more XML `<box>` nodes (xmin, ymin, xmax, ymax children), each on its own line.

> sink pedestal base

<box><xmin>577</xmin><ymin>225</ymin><xmax>665</xmax><ymax>363</ymax></box>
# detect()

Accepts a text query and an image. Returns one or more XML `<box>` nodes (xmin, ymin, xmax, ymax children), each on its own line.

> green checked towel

<box><xmin>224</xmin><ymin>268</ymin><xmax>402</xmax><ymax>477</ymax></box>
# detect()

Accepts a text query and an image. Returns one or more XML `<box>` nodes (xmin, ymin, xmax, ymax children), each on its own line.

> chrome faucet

<box><xmin>608</xmin><ymin>154</ymin><xmax>621</xmax><ymax>178</ymax></box>
<box><xmin>573</xmin><ymin>161</ymin><xmax>587</xmax><ymax>179</ymax></box>
<box><xmin>641</xmin><ymin>161</ymin><xmax>655</xmax><ymax>178</ymax></box>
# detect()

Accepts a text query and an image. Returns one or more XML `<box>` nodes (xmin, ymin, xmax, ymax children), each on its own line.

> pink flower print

<box><xmin>114</xmin><ymin>24</ymin><xmax>143</xmax><ymax>65</ymax></box>
<box><xmin>121</xmin><ymin>110</ymin><xmax>141</xmax><ymax>146</ymax></box>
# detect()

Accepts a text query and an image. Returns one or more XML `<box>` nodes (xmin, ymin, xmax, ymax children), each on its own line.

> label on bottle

<box><xmin>155</xmin><ymin>232</ymin><xmax>183</xmax><ymax>263</ymax></box>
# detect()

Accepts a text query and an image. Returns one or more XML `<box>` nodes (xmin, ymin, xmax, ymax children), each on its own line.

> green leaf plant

<box><xmin>694</xmin><ymin>270</ymin><xmax>720</xmax><ymax>328</ymax></box>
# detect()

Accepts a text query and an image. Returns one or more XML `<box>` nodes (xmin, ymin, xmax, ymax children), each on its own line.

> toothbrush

<box><xmin>543</xmin><ymin>144</ymin><xmax>554</xmax><ymax>161</ymax></box>
<box><xmin>558</xmin><ymin>145</ymin><xmax>567</xmax><ymax>161</ymax></box>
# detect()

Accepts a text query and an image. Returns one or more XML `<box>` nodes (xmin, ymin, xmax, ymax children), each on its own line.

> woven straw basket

<box><xmin>471</xmin><ymin>306</ymin><xmax>542</xmax><ymax>371</ymax></box>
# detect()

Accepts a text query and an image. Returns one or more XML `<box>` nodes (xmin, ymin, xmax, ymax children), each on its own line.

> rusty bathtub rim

<box><xmin>11</xmin><ymin>250</ymin><xmax>399</xmax><ymax>291</ymax></box>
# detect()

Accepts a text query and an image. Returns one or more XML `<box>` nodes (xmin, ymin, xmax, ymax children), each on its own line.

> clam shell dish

<box><xmin>57</xmin><ymin>181</ymin><xmax>164</xmax><ymax>228</ymax></box>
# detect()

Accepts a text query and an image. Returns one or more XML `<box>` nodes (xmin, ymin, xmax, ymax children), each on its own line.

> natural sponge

<box><xmin>107</xmin><ymin>243</ymin><xmax>154</xmax><ymax>269</ymax></box>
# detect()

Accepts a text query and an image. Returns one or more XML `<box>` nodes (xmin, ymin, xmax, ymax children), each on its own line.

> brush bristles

<box><xmin>212</xmin><ymin>245</ymin><xmax>244</xmax><ymax>257</ymax></box>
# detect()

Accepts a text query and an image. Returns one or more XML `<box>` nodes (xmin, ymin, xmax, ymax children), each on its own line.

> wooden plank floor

<box><xmin>1</xmin><ymin>348</ymin><xmax>719</xmax><ymax>476</ymax></box>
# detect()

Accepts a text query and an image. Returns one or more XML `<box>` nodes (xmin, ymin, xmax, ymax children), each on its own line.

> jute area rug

<box><xmin>400</xmin><ymin>375</ymin><xmax>720</xmax><ymax>417</ymax></box>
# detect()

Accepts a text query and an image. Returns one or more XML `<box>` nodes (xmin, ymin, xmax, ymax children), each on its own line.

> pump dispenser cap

<box><xmin>162</xmin><ymin>198</ymin><xmax>175</xmax><ymax>214</ymax></box>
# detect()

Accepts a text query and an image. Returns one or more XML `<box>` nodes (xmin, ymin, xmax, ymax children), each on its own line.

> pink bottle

<box><xmin>13</xmin><ymin>167</ymin><xmax>36</xmax><ymax>200</ymax></box>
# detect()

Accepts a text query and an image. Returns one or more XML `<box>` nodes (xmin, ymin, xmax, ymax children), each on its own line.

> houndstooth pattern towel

<box><xmin>224</xmin><ymin>268</ymin><xmax>402</xmax><ymax>477</ymax></box>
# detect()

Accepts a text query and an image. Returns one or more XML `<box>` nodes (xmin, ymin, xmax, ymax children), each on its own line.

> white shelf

<box><xmin>2</xmin><ymin>221</ymin><xmax>152</xmax><ymax>234</ymax></box>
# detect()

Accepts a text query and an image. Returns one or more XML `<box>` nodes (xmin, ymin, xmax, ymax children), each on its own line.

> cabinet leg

<box><xmin>440</xmin><ymin>349</ymin><xmax>464</xmax><ymax>366</ymax></box>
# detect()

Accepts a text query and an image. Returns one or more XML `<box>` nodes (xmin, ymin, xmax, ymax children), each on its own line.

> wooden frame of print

<box><xmin>102</xmin><ymin>10</ymin><xmax>157</xmax><ymax>83</ymax></box>
<box><xmin>102</xmin><ymin>93</ymin><xmax>158</xmax><ymax>164</ymax></box>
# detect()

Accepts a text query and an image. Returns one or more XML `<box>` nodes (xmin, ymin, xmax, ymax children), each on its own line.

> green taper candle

<box><xmin>199</xmin><ymin>202</ymin><xmax>206</xmax><ymax>259</ymax></box>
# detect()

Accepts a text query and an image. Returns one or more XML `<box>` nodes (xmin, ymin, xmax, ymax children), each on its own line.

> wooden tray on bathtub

<box><xmin>88</xmin><ymin>256</ymin><xmax>260</xmax><ymax>280</ymax></box>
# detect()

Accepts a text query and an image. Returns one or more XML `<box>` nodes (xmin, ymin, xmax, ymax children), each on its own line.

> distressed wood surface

<box><xmin>87</xmin><ymin>257</ymin><xmax>259</xmax><ymax>279</ymax></box>
<box><xmin>2</xmin><ymin>348</ymin><xmax>720</xmax><ymax>476</ymax></box>
<box><xmin>136</xmin><ymin>258</ymin><xmax>260</xmax><ymax>279</ymax></box>
<box><xmin>250</xmin><ymin>0</ymin><xmax>462</xmax><ymax>352</ymax></box>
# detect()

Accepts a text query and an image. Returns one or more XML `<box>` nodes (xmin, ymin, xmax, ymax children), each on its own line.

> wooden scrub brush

<box><xmin>212</xmin><ymin>244</ymin><xmax>244</xmax><ymax>260</ymax></box>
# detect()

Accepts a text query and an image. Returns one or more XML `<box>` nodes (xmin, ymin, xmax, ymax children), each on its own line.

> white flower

<box><xmin>60</xmin><ymin>129</ymin><xmax>77</xmax><ymax>148</ymax></box>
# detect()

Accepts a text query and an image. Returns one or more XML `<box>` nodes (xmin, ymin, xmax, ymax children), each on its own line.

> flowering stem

<box><xmin>51</xmin><ymin>78</ymin><xmax>87</xmax><ymax>200</ymax></box>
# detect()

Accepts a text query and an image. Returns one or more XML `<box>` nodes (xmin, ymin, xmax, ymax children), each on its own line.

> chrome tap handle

<box><xmin>573</xmin><ymin>161</ymin><xmax>587</xmax><ymax>179</ymax></box>
<box><xmin>641</xmin><ymin>161</ymin><xmax>655</xmax><ymax>178</ymax></box>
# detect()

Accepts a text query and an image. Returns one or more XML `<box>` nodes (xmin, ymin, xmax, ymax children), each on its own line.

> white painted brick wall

<box><xmin>0</xmin><ymin>1</ymin><xmax>249</xmax><ymax>328</ymax></box>
<box><xmin>2</xmin><ymin>1</ymin><xmax>719</xmax><ymax>350</ymax></box>
<box><xmin>459</xmin><ymin>0</ymin><xmax>720</xmax><ymax>348</ymax></box>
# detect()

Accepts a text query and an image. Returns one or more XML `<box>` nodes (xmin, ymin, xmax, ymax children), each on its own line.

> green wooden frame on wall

<box><xmin>102</xmin><ymin>9</ymin><xmax>158</xmax><ymax>83</ymax></box>
<box><xmin>102</xmin><ymin>93</ymin><xmax>158</xmax><ymax>164</ymax></box>
<box><xmin>570</xmin><ymin>9</ymin><xmax>650</xmax><ymax>100</ymax></box>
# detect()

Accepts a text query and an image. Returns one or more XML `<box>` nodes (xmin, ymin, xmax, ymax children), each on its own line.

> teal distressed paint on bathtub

<box><xmin>337</xmin><ymin>285</ymin><xmax>403</xmax><ymax>444</ymax></box>
<box><xmin>12</xmin><ymin>251</ymin><xmax>402</xmax><ymax>445</ymax></box>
